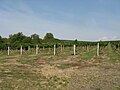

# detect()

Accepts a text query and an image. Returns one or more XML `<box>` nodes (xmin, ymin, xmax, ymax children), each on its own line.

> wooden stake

<box><xmin>73</xmin><ymin>44</ymin><xmax>76</xmax><ymax>55</ymax></box>
<box><xmin>61</xmin><ymin>45</ymin><xmax>62</xmax><ymax>52</ymax></box>
<box><xmin>20</xmin><ymin>46</ymin><xmax>22</xmax><ymax>55</ymax></box>
<box><xmin>8</xmin><ymin>46</ymin><xmax>10</xmax><ymax>55</ymax></box>
<box><xmin>36</xmin><ymin>45</ymin><xmax>38</xmax><ymax>55</ymax></box>
<box><xmin>97</xmin><ymin>43</ymin><xmax>99</xmax><ymax>56</ymax></box>
<box><xmin>54</xmin><ymin>45</ymin><xmax>56</xmax><ymax>55</ymax></box>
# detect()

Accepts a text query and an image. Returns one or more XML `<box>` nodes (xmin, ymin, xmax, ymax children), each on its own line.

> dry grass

<box><xmin>0</xmin><ymin>46</ymin><xmax>120</xmax><ymax>90</ymax></box>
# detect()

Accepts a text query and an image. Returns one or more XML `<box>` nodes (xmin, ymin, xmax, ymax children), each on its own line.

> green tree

<box><xmin>9</xmin><ymin>32</ymin><xmax>25</xmax><ymax>44</ymax></box>
<box><xmin>0</xmin><ymin>36</ymin><xmax>2</xmax><ymax>43</ymax></box>
<box><xmin>44</xmin><ymin>33</ymin><xmax>54</xmax><ymax>40</ymax></box>
<box><xmin>74</xmin><ymin>39</ymin><xmax>79</xmax><ymax>45</ymax></box>
<box><xmin>0</xmin><ymin>36</ymin><xmax>8</xmax><ymax>50</ymax></box>
<box><xmin>31</xmin><ymin>34</ymin><xmax>41</xmax><ymax>44</ymax></box>
<box><xmin>22</xmin><ymin>37</ymin><xmax>32</xmax><ymax>43</ymax></box>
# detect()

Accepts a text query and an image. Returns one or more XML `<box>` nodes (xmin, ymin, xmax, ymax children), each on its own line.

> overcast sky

<box><xmin>0</xmin><ymin>0</ymin><xmax>120</xmax><ymax>41</ymax></box>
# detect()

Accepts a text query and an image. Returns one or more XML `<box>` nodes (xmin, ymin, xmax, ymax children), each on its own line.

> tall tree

<box><xmin>9</xmin><ymin>32</ymin><xmax>25</xmax><ymax>44</ymax></box>
<box><xmin>44</xmin><ymin>33</ymin><xmax>54</xmax><ymax>40</ymax></box>
<box><xmin>31</xmin><ymin>34</ymin><xmax>41</xmax><ymax>44</ymax></box>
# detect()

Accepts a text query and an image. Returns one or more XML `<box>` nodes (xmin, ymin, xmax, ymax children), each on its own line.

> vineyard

<box><xmin>0</xmin><ymin>42</ymin><xmax>120</xmax><ymax>90</ymax></box>
<box><xmin>0</xmin><ymin>0</ymin><xmax>120</xmax><ymax>89</ymax></box>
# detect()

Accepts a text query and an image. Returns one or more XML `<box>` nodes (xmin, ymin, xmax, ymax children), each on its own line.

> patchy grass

<box><xmin>0</xmin><ymin>47</ymin><xmax>120</xmax><ymax>90</ymax></box>
<box><xmin>46</xmin><ymin>76</ymin><xmax>69</xmax><ymax>89</ymax></box>
<box><xmin>0</xmin><ymin>55</ymin><xmax>20</xmax><ymax>64</ymax></box>
<box><xmin>57</xmin><ymin>64</ymin><xmax>74</xmax><ymax>69</ymax></box>
<box><xmin>0</xmin><ymin>65</ymin><xmax>69</xmax><ymax>90</ymax></box>
<box><xmin>107</xmin><ymin>44</ymin><xmax>120</xmax><ymax>63</ymax></box>
<box><xmin>80</xmin><ymin>49</ymin><xmax>96</xmax><ymax>61</ymax></box>
<box><xmin>41</xmin><ymin>55</ymin><xmax>68</xmax><ymax>62</ymax></box>
<box><xmin>108</xmin><ymin>51</ymin><xmax>120</xmax><ymax>63</ymax></box>
<box><xmin>16</xmin><ymin>55</ymin><xmax>39</xmax><ymax>65</ymax></box>
<box><xmin>0</xmin><ymin>59</ymin><xmax>8</xmax><ymax>63</ymax></box>
<box><xmin>0</xmin><ymin>65</ymin><xmax>45</xmax><ymax>90</ymax></box>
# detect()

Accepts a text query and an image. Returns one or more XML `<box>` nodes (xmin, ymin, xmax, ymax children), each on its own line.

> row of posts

<box><xmin>7</xmin><ymin>43</ymin><xmax>100</xmax><ymax>56</ymax></box>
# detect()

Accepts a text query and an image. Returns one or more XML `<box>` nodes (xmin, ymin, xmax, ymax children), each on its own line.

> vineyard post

<box><xmin>54</xmin><ymin>44</ymin><xmax>56</xmax><ymax>55</ymax></box>
<box><xmin>73</xmin><ymin>44</ymin><xmax>76</xmax><ymax>55</ymax></box>
<box><xmin>20</xmin><ymin>45</ymin><xmax>22</xmax><ymax>55</ymax></box>
<box><xmin>36</xmin><ymin>45</ymin><xmax>38</xmax><ymax>55</ymax></box>
<box><xmin>61</xmin><ymin>45</ymin><xmax>62</xmax><ymax>53</ymax></box>
<box><xmin>63</xmin><ymin>45</ymin><xmax>65</xmax><ymax>54</ymax></box>
<box><xmin>8</xmin><ymin>46</ymin><xmax>10</xmax><ymax>55</ymax></box>
<box><xmin>97</xmin><ymin>43</ymin><xmax>99</xmax><ymax>56</ymax></box>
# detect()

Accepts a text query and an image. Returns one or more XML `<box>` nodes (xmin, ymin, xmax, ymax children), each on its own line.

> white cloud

<box><xmin>0</xmin><ymin>3</ymin><xmax>80</xmax><ymax>39</ymax></box>
<box><xmin>0</xmin><ymin>0</ymin><xmax>120</xmax><ymax>41</ymax></box>
<box><xmin>99</xmin><ymin>36</ymin><xmax>120</xmax><ymax>41</ymax></box>
<box><xmin>99</xmin><ymin>36</ymin><xmax>108</xmax><ymax>41</ymax></box>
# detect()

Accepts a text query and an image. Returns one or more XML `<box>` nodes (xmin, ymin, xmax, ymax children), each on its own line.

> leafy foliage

<box><xmin>44</xmin><ymin>33</ymin><xmax>54</xmax><ymax>40</ymax></box>
<box><xmin>0</xmin><ymin>32</ymin><xmax>120</xmax><ymax>50</ymax></box>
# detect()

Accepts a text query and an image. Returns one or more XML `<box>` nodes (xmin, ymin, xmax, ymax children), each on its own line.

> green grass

<box><xmin>108</xmin><ymin>51</ymin><xmax>120</xmax><ymax>63</ymax></box>
<box><xmin>80</xmin><ymin>49</ymin><xmax>96</xmax><ymax>61</ymax></box>
<box><xmin>107</xmin><ymin>44</ymin><xmax>120</xmax><ymax>63</ymax></box>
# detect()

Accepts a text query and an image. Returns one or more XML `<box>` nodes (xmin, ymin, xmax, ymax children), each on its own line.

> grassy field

<box><xmin>0</xmin><ymin>46</ymin><xmax>120</xmax><ymax>90</ymax></box>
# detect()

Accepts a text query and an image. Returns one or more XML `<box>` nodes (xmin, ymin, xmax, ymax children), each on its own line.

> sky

<box><xmin>0</xmin><ymin>0</ymin><xmax>120</xmax><ymax>41</ymax></box>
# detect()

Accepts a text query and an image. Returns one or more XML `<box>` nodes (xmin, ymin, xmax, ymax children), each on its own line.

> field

<box><xmin>0</xmin><ymin>45</ymin><xmax>120</xmax><ymax>90</ymax></box>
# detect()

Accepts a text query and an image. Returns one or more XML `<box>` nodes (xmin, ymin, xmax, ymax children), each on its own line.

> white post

<box><xmin>20</xmin><ymin>46</ymin><xmax>22</xmax><ymax>55</ymax></box>
<box><xmin>54</xmin><ymin>44</ymin><xmax>56</xmax><ymax>55</ymax></box>
<box><xmin>73</xmin><ymin>44</ymin><xmax>76</xmax><ymax>55</ymax></box>
<box><xmin>97</xmin><ymin>43</ymin><xmax>99</xmax><ymax>56</ymax></box>
<box><xmin>61</xmin><ymin>45</ymin><xmax>62</xmax><ymax>52</ymax></box>
<box><xmin>36</xmin><ymin>45</ymin><xmax>38</xmax><ymax>55</ymax></box>
<box><xmin>8</xmin><ymin>46</ymin><xmax>10</xmax><ymax>55</ymax></box>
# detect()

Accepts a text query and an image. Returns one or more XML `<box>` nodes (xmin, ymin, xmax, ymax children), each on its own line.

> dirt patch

<box><xmin>41</xmin><ymin>64</ymin><xmax>75</xmax><ymax>77</ymax></box>
<box><xmin>66</xmin><ymin>64</ymin><xmax>120</xmax><ymax>90</ymax></box>
<box><xmin>65</xmin><ymin>55</ymin><xmax>120</xmax><ymax>90</ymax></box>
<box><xmin>0</xmin><ymin>62</ymin><xmax>31</xmax><ymax>67</ymax></box>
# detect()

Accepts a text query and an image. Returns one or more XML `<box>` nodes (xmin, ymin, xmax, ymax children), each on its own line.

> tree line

<box><xmin>0</xmin><ymin>32</ymin><xmax>119</xmax><ymax>50</ymax></box>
